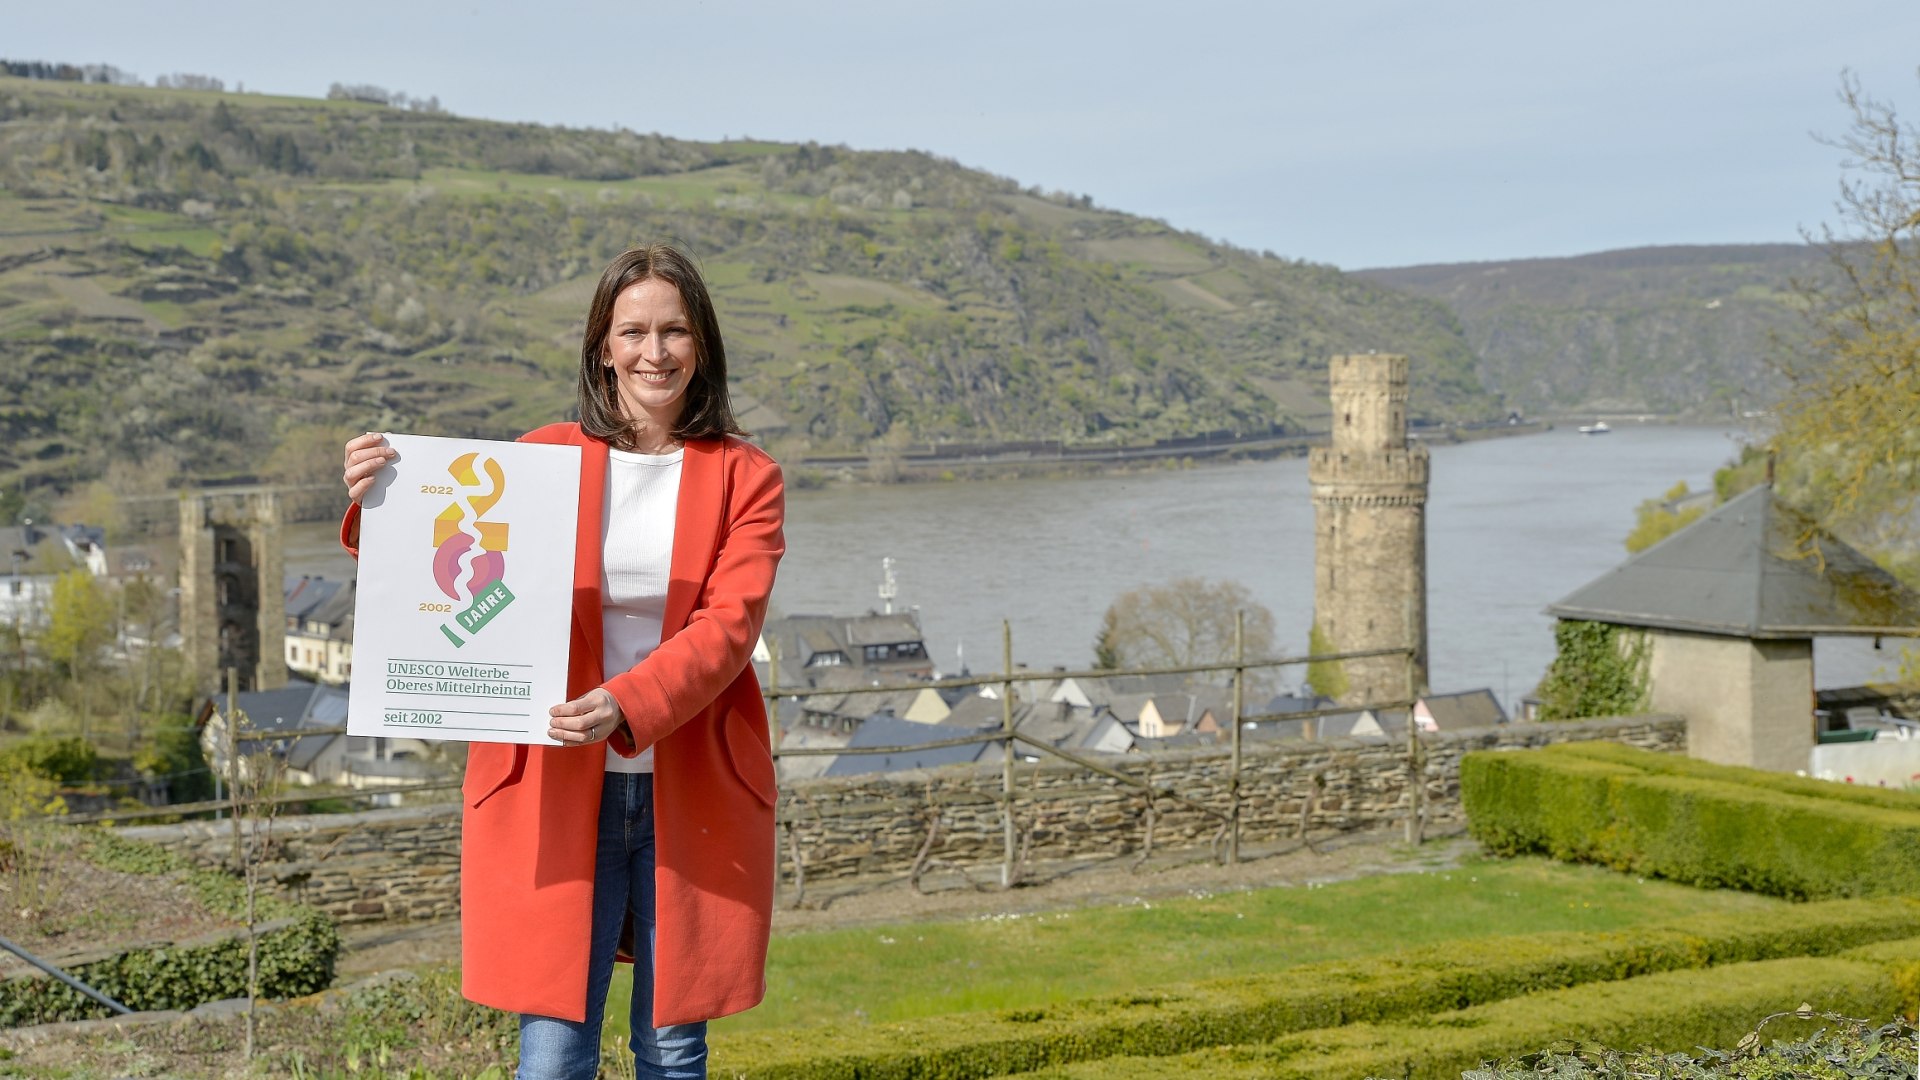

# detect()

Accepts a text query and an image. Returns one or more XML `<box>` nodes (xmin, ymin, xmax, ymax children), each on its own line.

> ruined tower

<box><xmin>1308</xmin><ymin>354</ymin><xmax>1430</xmax><ymax>704</ymax></box>
<box><xmin>179</xmin><ymin>489</ymin><xmax>287</xmax><ymax>695</ymax></box>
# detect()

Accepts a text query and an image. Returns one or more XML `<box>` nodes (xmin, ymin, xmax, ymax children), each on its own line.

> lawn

<box><xmin>597</xmin><ymin>854</ymin><xmax>1784</xmax><ymax>1041</ymax></box>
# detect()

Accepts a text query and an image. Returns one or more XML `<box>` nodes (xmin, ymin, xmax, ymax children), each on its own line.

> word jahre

<box><xmin>387</xmin><ymin>661</ymin><xmax>515</xmax><ymax>680</ymax></box>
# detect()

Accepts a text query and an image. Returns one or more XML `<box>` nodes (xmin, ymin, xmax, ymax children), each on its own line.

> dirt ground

<box><xmin>335</xmin><ymin>826</ymin><xmax>1477</xmax><ymax>979</ymax></box>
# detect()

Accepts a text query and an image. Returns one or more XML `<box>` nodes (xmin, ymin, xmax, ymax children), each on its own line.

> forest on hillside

<box><xmin>1359</xmin><ymin>245</ymin><xmax>1831</xmax><ymax>416</ymax></box>
<box><xmin>0</xmin><ymin>74</ymin><xmax>1495</xmax><ymax>519</ymax></box>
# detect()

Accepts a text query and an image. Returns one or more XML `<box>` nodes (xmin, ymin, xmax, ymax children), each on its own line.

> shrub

<box><xmin>1464</xmin><ymin>1013</ymin><xmax>1916</xmax><ymax>1080</ymax></box>
<box><xmin>1015</xmin><ymin>955</ymin><xmax>1907</xmax><ymax>1079</ymax></box>
<box><xmin>1460</xmin><ymin>746</ymin><xmax>1920</xmax><ymax>899</ymax></box>
<box><xmin>1535</xmin><ymin>620</ymin><xmax>1648</xmax><ymax>721</ymax></box>
<box><xmin>706</xmin><ymin>900</ymin><xmax>1920</xmax><ymax>1079</ymax></box>
<box><xmin>134</xmin><ymin>715</ymin><xmax>214</xmax><ymax>803</ymax></box>
<box><xmin>0</xmin><ymin>735</ymin><xmax>97</xmax><ymax>784</ymax></box>
<box><xmin>0</xmin><ymin>830</ymin><xmax>340</xmax><ymax>1026</ymax></box>
<box><xmin>0</xmin><ymin>913</ymin><xmax>340</xmax><ymax>1026</ymax></box>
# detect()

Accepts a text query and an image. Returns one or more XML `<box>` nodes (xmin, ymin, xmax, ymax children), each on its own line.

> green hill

<box><xmin>1357</xmin><ymin>244</ymin><xmax>1831</xmax><ymax>417</ymax></box>
<box><xmin>0</xmin><ymin>75</ymin><xmax>1493</xmax><ymax>506</ymax></box>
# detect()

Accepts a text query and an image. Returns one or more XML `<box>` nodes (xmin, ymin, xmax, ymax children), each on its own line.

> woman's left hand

<box><xmin>547</xmin><ymin>688</ymin><xmax>626</xmax><ymax>746</ymax></box>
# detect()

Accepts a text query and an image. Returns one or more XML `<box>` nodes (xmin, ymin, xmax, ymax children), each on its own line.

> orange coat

<box><xmin>342</xmin><ymin>425</ymin><xmax>783</xmax><ymax>1026</ymax></box>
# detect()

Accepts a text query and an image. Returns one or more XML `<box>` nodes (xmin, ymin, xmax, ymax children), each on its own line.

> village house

<box><xmin>941</xmin><ymin>695</ymin><xmax>1135</xmax><ymax>758</ymax></box>
<box><xmin>821</xmin><ymin>714</ymin><xmax>998</xmax><ymax>777</ymax></box>
<box><xmin>1045</xmin><ymin>672</ymin><xmax>1230</xmax><ymax>738</ymax></box>
<box><xmin>284</xmin><ymin>575</ymin><xmax>354</xmax><ymax>684</ymax></box>
<box><xmin>1245</xmin><ymin>688</ymin><xmax>1507</xmax><ymax>741</ymax></box>
<box><xmin>0</xmin><ymin>521</ymin><xmax>109</xmax><ymax>631</ymax></box>
<box><xmin>755</xmin><ymin>611</ymin><xmax>934</xmax><ymax>689</ymax></box>
<box><xmin>200</xmin><ymin>678</ymin><xmax>442</xmax><ymax>793</ymax></box>
<box><xmin>1548</xmin><ymin>484</ymin><xmax>1920</xmax><ymax>777</ymax></box>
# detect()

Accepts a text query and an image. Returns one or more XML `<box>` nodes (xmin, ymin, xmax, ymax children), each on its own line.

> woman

<box><xmin>341</xmin><ymin>244</ymin><xmax>784</xmax><ymax>1079</ymax></box>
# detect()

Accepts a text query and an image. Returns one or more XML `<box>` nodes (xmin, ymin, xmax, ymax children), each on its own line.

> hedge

<box><xmin>1459</xmin><ymin>747</ymin><xmax>1920</xmax><ymax>899</ymax></box>
<box><xmin>1464</xmin><ymin>1014</ymin><xmax>1916</xmax><ymax>1080</ymax></box>
<box><xmin>1544</xmin><ymin>741</ymin><xmax>1920</xmax><ymax>813</ymax></box>
<box><xmin>0</xmin><ymin>912</ymin><xmax>340</xmax><ymax>1027</ymax></box>
<box><xmin>1011</xmin><ymin>953</ymin><xmax>1908</xmax><ymax>1079</ymax></box>
<box><xmin>0</xmin><ymin>830</ymin><xmax>341</xmax><ymax>1027</ymax></box>
<box><xmin>706</xmin><ymin>899</ymin><xmax>1920</xmax><ymax>1079</ymax></box>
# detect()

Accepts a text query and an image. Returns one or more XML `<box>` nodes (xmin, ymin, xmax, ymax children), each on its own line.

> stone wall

<box><xmin>122</xmin><ymin>716</ymin><xmax>1684</xmax><ymax>924</ymax></box>
<box><xmin>779</xmin><ymin>715</ymin><xmax>1682</xmax><ymax>881</ymax></box>
<box><xmin>121</xmin><ymin>804</ymin><xmax>460</xmax><ymax>924</ymax></box>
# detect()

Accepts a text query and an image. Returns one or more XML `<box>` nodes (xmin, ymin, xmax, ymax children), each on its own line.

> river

<box><xmin>285</xmin><ymin>424</ymin><xmax>1891</xmax><ymax>711</ymax></box>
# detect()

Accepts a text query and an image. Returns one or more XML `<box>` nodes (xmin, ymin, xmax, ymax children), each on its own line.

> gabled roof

<box><xmin>285</xmin><ymin>575</ymin><xmax>355</xmax><ymax>633</ymax></box>
<box><xmin>1421</xmin><ymin>689</ymin><xmax>1507</xmax><ymax>731</ymax></box>
<box><xmin>842</xmin><ymin>614</ymin><xmax>924</xmax><ymax>647</ymax></box>
<box><xmin>799</xmin><ymin>688</ymin><xmax>923</xmax><ymax>721</ymax></box>
<box><xmin>1546</xmin><ymin>485</ymin><xmax>1920</xmax><ymax>639</ymax></box>
<box><xmin>1069</xmin><ymin>673</ymin><xmax>1200</xmax><ymax>708</ymax></box>
<box><xmin>1005</xmin><ymin>702</ymin><xmax>1103</xmax><ymax>749</ymax></box>
<box><xmin>821</xmin><ymin>715</ymin><xmax>994</xmax><ymax>776</ymax></box>
<box><xmin>224</xmin><ymin>678</ymin><xmax>349</xmax><ymax>770</ymax></box>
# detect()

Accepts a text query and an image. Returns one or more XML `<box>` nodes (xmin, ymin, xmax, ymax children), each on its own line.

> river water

<box><xmin>286</xmin><ymin>424</ymin><xmax>1890</xmax><ymax>711</ymax></box>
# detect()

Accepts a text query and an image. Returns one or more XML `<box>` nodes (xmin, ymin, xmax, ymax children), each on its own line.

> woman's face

<box><xmin>602</xmin><ymin>277</ymin><xmax>698</xmax><ymax>429</ymax></box>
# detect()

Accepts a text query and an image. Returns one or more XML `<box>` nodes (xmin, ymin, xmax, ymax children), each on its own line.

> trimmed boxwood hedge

<box><xmin>1459</xmin><ymin>745</ymin><xmax>1920</xmax><ymax>899</ymax></box>
<box><xmin>706</xmin><ymin>899</ymin><xmax>1920</xmax><ymax>1079</ymax></box>
<box><xmin>1545</xmin><ymin>741</ymin><xmax>1920</xmax><ymax>813</ymax></box>
<box><xmin>1012</xmin><ymin>953</ymin><xmax>1909</xmax><ymax>1079</ymax></box>
<box><xmin>0</xmin><ymin>830</ymin><xmax>340</xmax><ymax>1027</ymax></box>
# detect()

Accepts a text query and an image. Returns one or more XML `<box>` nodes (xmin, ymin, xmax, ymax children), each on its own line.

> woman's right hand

<box><xmin>343</xmin><ymin>432</ymin><xmax>398</xmax><ymax>504</ymax></box>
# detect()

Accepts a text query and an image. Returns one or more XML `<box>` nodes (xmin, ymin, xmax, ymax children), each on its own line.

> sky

<box><xmin>13</xmin><ymin>1</ymin><xmax>1919</xmax><ymax>268</ymax></box>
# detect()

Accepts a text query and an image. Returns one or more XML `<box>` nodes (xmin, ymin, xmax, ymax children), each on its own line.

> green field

<box><xmin>591</xmin><ymin>855</ymin><xmax>1783</xmax><ymax>1042</ymax></box>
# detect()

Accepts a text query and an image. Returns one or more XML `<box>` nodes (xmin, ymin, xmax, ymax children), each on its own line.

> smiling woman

<box><xmin>339</xmin><ymin>241</ymin><xmax>784</xmax><ymax>1080</ymax></box>
<box><xmin>603</xmin><ymin>278</ymin><xmax>698</xmax><ymax>442</ymax></box>
<box><xmin>577</xmin><ymin>243</ymin><xmax>742</xmax><ymax>456</ymax></box>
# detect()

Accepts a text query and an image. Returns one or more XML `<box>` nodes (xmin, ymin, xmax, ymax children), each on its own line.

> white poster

<box><xmin>347</xmin><ymin>433</ymin><xmax>581</xmax><ymax>744</ymax></box>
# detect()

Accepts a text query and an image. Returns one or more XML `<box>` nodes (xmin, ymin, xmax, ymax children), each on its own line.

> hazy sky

<box><xmin>14</xmin><ymin>1</ymin><xmax>1918</xmax><ymax>268</ymax></box>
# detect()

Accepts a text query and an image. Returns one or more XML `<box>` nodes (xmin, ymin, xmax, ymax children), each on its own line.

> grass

<box><xmin>594</xmin><ymin>854</ymin><xmax>1784</xmax><ymax>1041</ymax></box>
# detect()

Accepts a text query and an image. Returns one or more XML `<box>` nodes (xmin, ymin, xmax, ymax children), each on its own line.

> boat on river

<box><xmin>1578</xmin><ymin>421</ymin><xmax>1612</xmax><ymax>435</ymax></box>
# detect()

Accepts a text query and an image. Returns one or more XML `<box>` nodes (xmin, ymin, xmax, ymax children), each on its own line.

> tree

<box><xmin>1773</xmin><ymin>72</ymin><xmax>1920</xmax><ymax>538</ymax></box>
<box><xmin>1623</xmin><ymin>481</ymin><xmax>1705</xmax><ymax>553</ymax></box>
<box><xmin>1093</xmin><ymin>578</ymin><xmax>1276</xmax><ymax>680</ymax></box>
<box><xmin>1305</xmin><ymin>621</ymin><xmax>1348</xmax><ymax>700</ymax></box>
<box><xmin>265</xmin><ymin>423</ymin><xmax>357</xmax><ymax>521</ymax></box>
<box><xmin>41</xmin><ymin>570</ymin><xmax>112</xmax><ymax>678</ymax></box>
<box><xmin>53</xmin><ymin>481</ymin><xmax>123</xmax><ymax>543</ymax></box>
<box><xmin>40</xmin><ymin>569</ymin><xmax>114</xmax><ymax>735</ymax></box>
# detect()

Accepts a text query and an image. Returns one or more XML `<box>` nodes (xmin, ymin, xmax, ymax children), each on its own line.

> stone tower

<box><xmin>1308</xmin><ymin>354</ymin><xmax>1430</xmax><ymax>704</ymax></box>
<box><xmin>179</xmin><ymin>489</ymin><xmax>287</xmax><ymax>695</ymax></box>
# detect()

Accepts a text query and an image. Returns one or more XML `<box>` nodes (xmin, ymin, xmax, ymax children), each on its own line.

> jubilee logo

<box><xmin>432</xmin><ymin>452</ymin><xmax>513</xmax><ymax>648</ymax></box>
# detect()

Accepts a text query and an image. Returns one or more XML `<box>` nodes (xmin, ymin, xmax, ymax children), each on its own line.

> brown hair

<box><xmin>576</xmin><ymin>243</ymin><xmax>742</xmax><ymax>447</ymax></box>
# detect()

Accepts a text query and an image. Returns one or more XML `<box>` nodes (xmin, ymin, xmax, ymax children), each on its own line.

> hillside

<box><xmin>0</xmin><ymin>76</ymin><xmax>1495</xmax><ymax>510</ymax></box>
<box><xmin>1358</xmin><ymin>244</ymin><xmax>1831</xmax><ymax>416</ymax></box>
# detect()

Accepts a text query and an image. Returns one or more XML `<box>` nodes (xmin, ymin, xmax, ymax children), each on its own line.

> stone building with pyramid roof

<box><xmin>1547</xmin><ymin>484</ymin><xmax>1920</xmax><ymax>772</ymax></box>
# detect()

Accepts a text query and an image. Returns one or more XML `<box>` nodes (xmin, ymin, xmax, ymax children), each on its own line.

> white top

<box><xmin>600</xmin><ymin>447</ymin><xmax>683</xmax><ymax>772</ymax></box>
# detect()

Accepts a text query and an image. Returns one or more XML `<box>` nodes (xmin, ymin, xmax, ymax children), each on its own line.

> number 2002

<box><xmin>419</xmin><ymin>602</ymin><xmax>452</xmax><ymax>612</ymax></box>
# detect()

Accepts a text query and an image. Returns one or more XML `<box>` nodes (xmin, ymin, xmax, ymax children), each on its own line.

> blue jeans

<box><xmin>517</xmin><ymin>773</ymin><xmax>709</xmax><ymax>1079</ymax></box>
